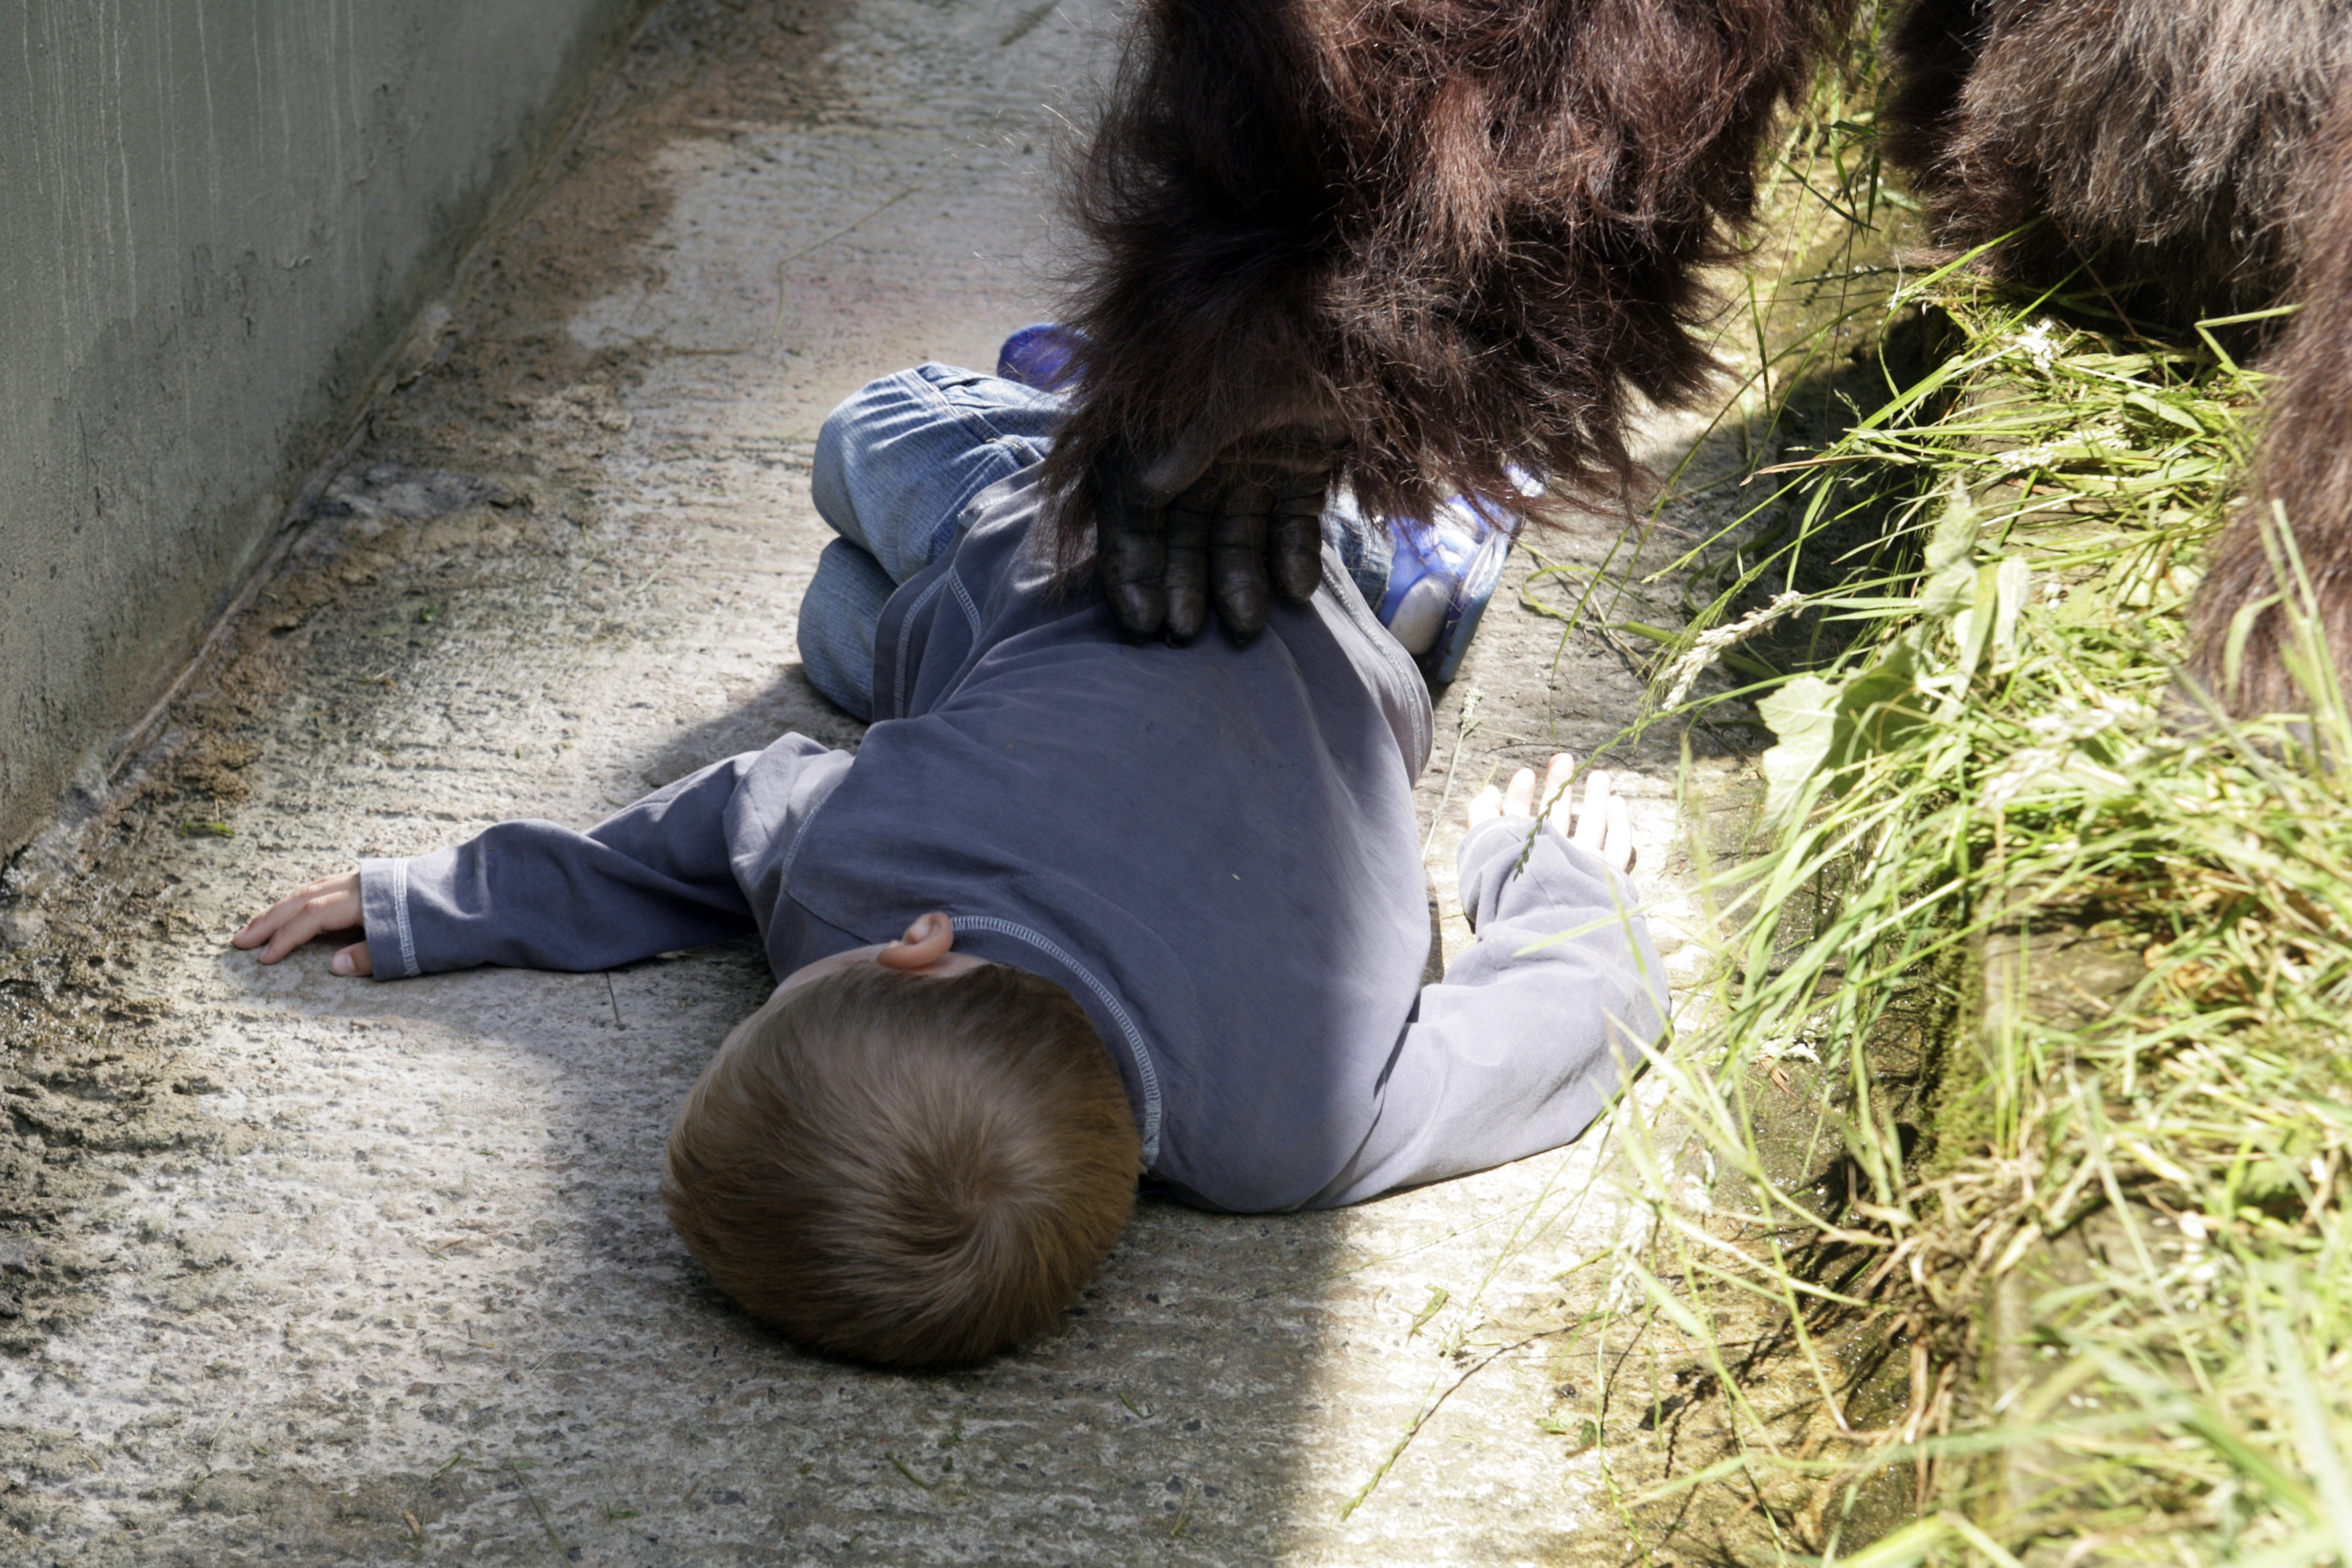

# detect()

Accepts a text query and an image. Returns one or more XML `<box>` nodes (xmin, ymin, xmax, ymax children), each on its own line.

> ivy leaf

<box><xmin>1757</xmin><ymin>639</ymin><xmax>1933</xmax><ymax>828</ymax></box>
<box><xmin>1758</xmin><ymin>675</ymin><xmax>1841</xmax><ymax>827</ymax></box>
<box><xmin>1830</xmin><ymin>636</ymin><xmax>1929</xmax><ymax>767</ymax></box>
<box><xmin>1918</xmin><ymin>483</ymin><xmax>1981</xmax><ymax>616</ymax></box>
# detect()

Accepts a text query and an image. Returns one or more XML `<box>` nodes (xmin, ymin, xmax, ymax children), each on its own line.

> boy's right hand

<box><xmin>234</xmin><ymin>873</ymin><xmax>374</xmax><ymax>975</ymax></box>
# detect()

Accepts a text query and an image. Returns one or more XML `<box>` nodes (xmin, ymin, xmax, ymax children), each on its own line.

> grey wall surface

<box><xmin>0</xmin><ymin>0</ymin><xmax>648</xmax><ymax>861</ymax></box>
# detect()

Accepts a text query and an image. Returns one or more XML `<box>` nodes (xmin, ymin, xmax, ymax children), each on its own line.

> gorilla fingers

<box><xmin>1094</xmin><ymin>419</ymin><xmax>1342</xmax><ymax>643</ymax></box>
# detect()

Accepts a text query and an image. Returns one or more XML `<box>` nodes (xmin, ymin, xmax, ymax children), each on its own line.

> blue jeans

<box><xmin>799</xmin><ymin>364</ymin><xmax>1065</xmax><ymax>719</ymax></box>
<box><xmin>797</xmin><ymin>362</ymin><xmax>1392</xmax><ymax>718</ymax></box>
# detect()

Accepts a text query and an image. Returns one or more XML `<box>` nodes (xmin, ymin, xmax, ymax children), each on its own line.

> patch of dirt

<box><xmin>367</xmin><ymin>0</ymin><xmax>853</xmax><ymax>476</ymax></box>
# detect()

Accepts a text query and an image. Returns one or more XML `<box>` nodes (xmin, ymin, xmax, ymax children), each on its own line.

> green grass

<box><xmin>1551</xmin><ymin>23</ymin><xmax>2352</xmax><ymax>1564</ymax></box>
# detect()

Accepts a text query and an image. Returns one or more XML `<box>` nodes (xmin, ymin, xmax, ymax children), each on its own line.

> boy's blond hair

<box><xmin>663</xmin><ymin>962</ymin><xmax>1139</xmax><ymax>1367</ymax></box>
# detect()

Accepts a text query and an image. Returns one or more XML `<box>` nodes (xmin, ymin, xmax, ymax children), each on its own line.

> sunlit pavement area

<box><xmin>0</xmin><ymin>1</ymin><xmax>1754</xmax><ymax>1561</ymax></box>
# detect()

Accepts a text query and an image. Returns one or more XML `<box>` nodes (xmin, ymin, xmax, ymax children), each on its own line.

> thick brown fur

<box><xmin>663</xmin><ymin>964</ymin><xmax>1140</xmax><ymax>1369</ymax></box>
<box><xmin>1884</xmin><ymin>0</ymin><xmax>2352</xmax><ymax>329</ymax></box>
<box><xmin>1042</xmin><ymin>0</ymin><xmax>1854</xmax><ymax>565</ymax></box>
<box><xmin>2187</xmin><ymin>87</ymin><xmax>2352</xmax><ymax>717</ymax></box>
<box><xmin>1883</xmin><ymin>0</ymin><xmax>2352</xmax><ymax>715</ymax></box>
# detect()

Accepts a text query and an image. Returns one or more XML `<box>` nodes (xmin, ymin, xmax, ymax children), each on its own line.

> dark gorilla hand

<box><xmin>1094</xmin><ymin>419</ymin><xmax>1343</xmax><ymax>643</ymax></box>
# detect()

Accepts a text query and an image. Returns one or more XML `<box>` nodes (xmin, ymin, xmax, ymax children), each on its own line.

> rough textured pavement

<box><xmin>0</xmin><ymin>1</ymin><xmax>1758</xmax><ymax>1561</ymax></box>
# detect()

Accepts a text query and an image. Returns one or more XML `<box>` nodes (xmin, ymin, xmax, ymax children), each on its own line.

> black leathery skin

<box><xmin>1094</xmin><ymin>452</ymin><xmax>1169</xmax><ymax>638</ymax></box>
<box><xmin>1269</xmin><ymin>487</ymin><xmax>1326</xmax><ymax>604</ymax></box>
<box><xmin>1161</xmin><ymin>492</ymin><xmax>1215</xmax><ymax>644</ymax></box>
<box><xmin>1210</xmin><ymin>500</ymin><xmax>1271</xmax><ymax>642</ymax></box>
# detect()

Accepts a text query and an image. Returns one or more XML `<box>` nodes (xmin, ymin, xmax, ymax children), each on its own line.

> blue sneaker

<box><xmin>1375</xmin><ymin>475</ymin><xmax>1534</xmax><ymax>683</ymax></box>
<box><xmin>996</xmin><ymin>323</ymin><xmax>1087</xmax><ymax>393</ymax></box>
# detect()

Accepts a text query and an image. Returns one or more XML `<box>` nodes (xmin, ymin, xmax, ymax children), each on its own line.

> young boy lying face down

<box><xmin>235</xmin><ymin>364</ymin><xmax>1667</xmax><ymax>1370</ymax></box>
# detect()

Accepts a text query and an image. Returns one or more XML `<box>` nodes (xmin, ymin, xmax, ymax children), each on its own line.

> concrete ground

<box><xmin>0</xmin><ymin>0</ymin><xmax>1763</xmax><ymax>1561</ymax></box>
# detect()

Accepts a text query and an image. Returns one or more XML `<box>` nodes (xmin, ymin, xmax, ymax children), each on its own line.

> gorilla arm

<box><xmin>1041</xmin><ymin>0</ymin><xmax>1850</xmax><ymax>642</ymax></box>
<box><xmin>2188</xmin><ymin>86</ymin><xmax>2352</xmax><ymax>718</ymax></box>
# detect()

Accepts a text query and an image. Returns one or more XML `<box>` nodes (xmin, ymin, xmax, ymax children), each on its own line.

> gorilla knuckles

<box><xmin>1095</xmin><ymin>415</ymin><xmax>1345</xmax><ymax>644</ymax></box>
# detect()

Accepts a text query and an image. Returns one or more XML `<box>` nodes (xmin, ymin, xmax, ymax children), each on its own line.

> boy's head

<box><xmin>663</xmin><ymin>958</ymin><xmax>1140</xmax><ymax>1369</ymax></box>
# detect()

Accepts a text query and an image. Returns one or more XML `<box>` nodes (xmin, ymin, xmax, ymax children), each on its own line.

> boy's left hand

<box><xmin>233</xmin><ymin>873</ymin><xmax>374</xmax><ymax>975</ymax></box>
<box><xmin>1467</xmin><ymin>752</ymin><xmax>1636</xmax><ymax>873</ymax></box>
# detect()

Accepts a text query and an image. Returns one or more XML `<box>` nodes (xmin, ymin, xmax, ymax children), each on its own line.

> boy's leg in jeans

<box><xmin>796</xmin><ymin>365</ymin><xmax>1064</xmax><ymax>719</ymax></box>
<box><xmin>797</xmin><ymin>543</ymin><xmax>900</xmax><ymax>721</ymax></box>
<box><xmin>1320</xmin><ymin>487</ymin><xmax>1394</xmax><ymax>611</ymax></box>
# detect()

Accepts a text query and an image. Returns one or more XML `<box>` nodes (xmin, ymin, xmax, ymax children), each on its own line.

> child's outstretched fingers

<box><xmin>1502</xmin><ymin>767</ymin><xmax>1538</xmax><ymax>818</ymax></box>
<box><xmin>233</xmin><ymin>872</ymin><xmax>364</xmax><ymax>966</ymax></box>
<box><xmin>1602</xmin><ymin>793</ymin><xmax>1636</xmax><ymax>874</ymax></box>
<box><xmin>1571</xmin><ymin>770</ymin><xmax>1611</xmax><ymax>858</ymax></box>
<box><xmin>1469</xmin><ymin>758</ymin><xmax>1559</xmax><ymax>829</ymax></box>
<box><xmin>1540</xmin><ymin>753</ymin><xmax>1576</xmax><ymax>833</ymax></box>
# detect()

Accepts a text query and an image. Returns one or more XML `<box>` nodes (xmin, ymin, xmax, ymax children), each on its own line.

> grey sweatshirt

<box><xmin>358</xmin><ymin>471</ymin><xmax>1667</xmax><ymax>1212</ymax></box>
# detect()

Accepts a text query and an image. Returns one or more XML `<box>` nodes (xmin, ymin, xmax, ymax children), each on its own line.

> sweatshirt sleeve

<box><xmin>1306</xmin><ymin>816</ymin><xmax>1669</xmax><ymax>1206</ymax></box>
<box><xmin>358</xmin><ymin>736</ymin><xmax>851</xmax><ymax>979</ymax></box>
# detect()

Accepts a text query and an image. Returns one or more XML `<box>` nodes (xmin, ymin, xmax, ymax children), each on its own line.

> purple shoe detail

<box><xmin>996</xmin><ymin>324</ymin><xmax>1087</xmax><ymax>393</ymax></box>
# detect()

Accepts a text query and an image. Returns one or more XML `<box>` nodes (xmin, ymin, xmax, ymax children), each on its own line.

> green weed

<box><xmin>1567</xmin><ymin>20</ymin><xmax>2352</xmax><ymax>1563</ymax></box>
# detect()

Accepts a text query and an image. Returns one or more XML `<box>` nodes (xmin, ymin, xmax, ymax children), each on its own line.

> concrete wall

<box><xmin>0</xmin><ymin>0</ymin><xmax>648</xmax><ymax>861</ymax></box>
